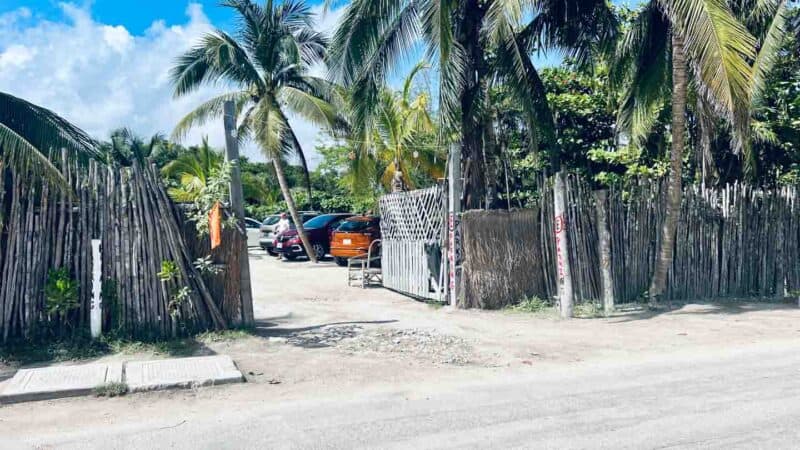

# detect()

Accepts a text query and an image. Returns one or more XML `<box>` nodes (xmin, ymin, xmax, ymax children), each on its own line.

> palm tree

<box><xmin>349</xmin><ymin>63</ymin><xmax>444</xmax><ymax>192</ymax></box>
<box><xmin>0</xmin><ymin>92</ymin><xmax>99</xmax><ymax>195</ymax></box>
<box><xmin>170</xmin><ymin>0</ymin><xmax>344</xmax><ymax>263</ymax></box>
<box><xmin>327</xmin><ymin>0</ymin><xmax>617</xmax><ymax>209</ymax></box>
<box><xmin>100</xmin><ymin>128</ymin><xmax>168</xmax><ymax>166</ymax></box>
<box><xmin>162</xmin><ymin>137</ymin><xmax>270</xmax><ymax>203</ymax></box>
<box><xmin>612</xmin><ymin>1</ymin><xmax>759</xmax><ymax>303</ymax></box>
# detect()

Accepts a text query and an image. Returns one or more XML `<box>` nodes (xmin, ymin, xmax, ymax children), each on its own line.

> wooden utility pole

<box><xmin>223</xmin><ymin>101</ymin><xmax>254</xmax><ymax>327</ymax></box>
<box><xmin>594</xmin><ymin>190</ymin><xmax>614</xmax><ymax>315</ymax></box>
<box><xmin>447</xmin><ymin>143</ymin><xmax>462</xmax><ymax>307</ymax></box>
<box><xmin>553</xmin><ymin>170</ymin><xmax>573</xmax><ymax>318</ymax></box>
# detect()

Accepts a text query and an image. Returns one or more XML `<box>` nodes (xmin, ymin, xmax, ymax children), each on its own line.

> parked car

<box><xmin>274</xmin><ymin>213</ymin><xmax>353</xmax><ymax>260</ymax></box>
<box><xmin>330</xmin><ymin>216</ymin><xmax>381</xmax><ymax>266</ymax></box>
<box><xmin>245</xmin><ymin>217</ymin><xmax>264</xmax><ymax>248</ymax></box>
<box><xmin>259</xmin><ymin>212</ymin><xmax>318</xmax><ymax>254</ymax></box>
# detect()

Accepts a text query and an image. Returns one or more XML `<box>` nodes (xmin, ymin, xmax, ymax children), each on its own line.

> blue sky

<box><xmin>0</xmin><ymin>1</ymin><xmax>638</xmax><ymax>167</ymax></box>
<box><xmin>0</xmin><ymin>0</ymin><xmax>243</xmax><ymax>33</ymax></box>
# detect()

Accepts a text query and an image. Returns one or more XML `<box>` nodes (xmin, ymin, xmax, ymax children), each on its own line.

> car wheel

<box><xmin>335</xmin><ymin>257</ymin><xmax>348</xmax><ymax>267</ymax></box>
<box><xmin>311</xmin><ymin>243</ymin><xmax>326</xmax><ymax>261</ymax></box>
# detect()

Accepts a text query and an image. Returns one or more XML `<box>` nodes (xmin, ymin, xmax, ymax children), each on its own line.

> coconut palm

<box><xmin>170</xmin><ymin>0</ymin><xmax>344</xmax><ymax>263</ymax></box>
<box><xmin>99</xmin><ymin>128</ymin><xmax>169</xmax><ymax>166</ymax></box>
<box><xmin>348</xmin><ymin>63</ymin><xmax>444</xmax><ymax>192</ymax></box>
<box><xmin>162</xmin><ymin>137</ymin><xmax>270</xmax><ymax>203</ymax></box>
<box><xmin>0</xmin><ymin>92</ymin><xmax>99</xmax><ymax>192</ymax></box>
<box><xmin>327</xmin><ymin>0</ymin><xmax>617</xmax><ymax>209</ymax></box>
<box><xmin>612</xmin><ymin>1</ymin><xmax>761</xmax><ymax>303</ymax></box>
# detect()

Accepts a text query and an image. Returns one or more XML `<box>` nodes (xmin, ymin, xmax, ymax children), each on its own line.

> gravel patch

<box><xmin>285</xmin><ymin>325</ymin><xmax>364</xmax><ymax>348</ymax></box>
<box><xmin>339</xmin><ymin>328</ymin><xmax>475</xmax><ymax>365</ymax></box>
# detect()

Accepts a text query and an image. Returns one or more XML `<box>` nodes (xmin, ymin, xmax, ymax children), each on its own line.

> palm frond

<box><xmin>170</xmin><ymin>30</ymin><xmax>263</xmax><ymax>97</ymax></box>
<box><xmin>0</xmin><ymin>92</ymin><xmax>99</xmax><ymax>190</ymax></box>
<box><xmin>612</xmin><ymin>4</ymin><xmax>671</xmax><ymax>146</ymax></box>
<box><xmin>0</xmin><ymin>122</ymin><xmax>67</xmax><ymax>190</ymax></box>
<box><xmin>659</xmin><ymin>0</ymin><xmax>756</xmax><ymax>142</ymax></box>
<box><xmin>488</xmin><ymin>9</ymin><xmax>556</xmax><ymax>153</ymax></box>
<box><xmin>750</xmin><ymin>0</ymin><xmax>788</xmax><ymax>108</ymax></box>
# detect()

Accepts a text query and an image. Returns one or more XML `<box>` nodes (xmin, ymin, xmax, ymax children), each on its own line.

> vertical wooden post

<box><xmin>554</xmin><ymin>170</ymin><xmax>573</xmax><ymax>318</ymax></box>
<box><xmin>223</xmin><ymin>101</ymin><xmax>254</xmax><ymax>327</ymax></box>
<box><xmin>594</xmin><ymin>190</ymin><xmax>614</xmax><ymax>315</ymax></box>
<box><xmin>448</xmin><ymin>143</ymin><xmax>462</xmax><ymax>307</ymax></box>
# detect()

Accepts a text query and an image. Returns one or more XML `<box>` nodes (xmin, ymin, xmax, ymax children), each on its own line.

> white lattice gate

<box><xmin>379</xmin><ymin>186</ymin><xmax>447</xmax><ymax>301</ymax></box>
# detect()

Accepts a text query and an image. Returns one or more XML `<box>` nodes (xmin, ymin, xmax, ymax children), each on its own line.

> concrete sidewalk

<box><xmin>0</xmin><ymin>355</ymin><xmax>244</xmax><ymax>404</ymax></box>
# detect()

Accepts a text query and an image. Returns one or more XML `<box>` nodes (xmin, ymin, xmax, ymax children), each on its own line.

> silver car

<box><xmin>245</xmin><ymin>218</ymin><xmax>264</xmax><ymax>248</ymax></box>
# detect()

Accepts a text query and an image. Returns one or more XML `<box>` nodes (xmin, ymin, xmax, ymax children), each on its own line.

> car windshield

<box><xmin>337</xmin><ymin>219</ymin><xmax>376</xmax><ymax>232</ymax></box>
<box><xmin>303</xmin><ymin>215</ymin><xmax>335</xmax><ymax>229</ymax></box>
<box><xmin>263</xmin><ymin>216</ymin><xmax>280</xmax><ymax>225</ymax></box>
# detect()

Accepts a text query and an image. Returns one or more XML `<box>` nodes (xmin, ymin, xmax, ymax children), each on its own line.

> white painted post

<box><xmin>447</xmin><ymin>143</ymin><xmax>462</xmax><ymax>307</ymax></box>
<box><xmin>554</xmin><ymin>171</ymin><xmax>574</xmax><ymax>318</ymax></box>
<box><xmin>90</xmin><ymin>239</ymin><xmax>102</xmax><ymax>339</ymax></box>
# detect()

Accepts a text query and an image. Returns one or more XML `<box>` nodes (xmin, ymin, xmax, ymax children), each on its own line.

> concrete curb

<box><xmin>0</xmin><ymin>355</ymin><xmax>244</xmax><ymax>405</ymax></box>
<box><xmin>126</xmin><ymin>355</ymin><xmax>244</xmax><ymax>393</ymax></box>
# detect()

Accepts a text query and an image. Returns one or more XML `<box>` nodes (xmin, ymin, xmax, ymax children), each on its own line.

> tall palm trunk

<box><xmin>458</xmin><ymin>0</ymin><xmax>488</xmax><ymax>210</ymax></box>
<box><xmin>649</xmin><ymin>31</ymin><xmax>687</xmax><ymax>304</ymax></box>
<box><xmin>273</xmin><ymin>156</ymin><xmax>318</xmax><ymax>264</ymax></box>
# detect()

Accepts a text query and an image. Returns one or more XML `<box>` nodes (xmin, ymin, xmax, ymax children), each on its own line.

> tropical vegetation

<box><xmin>169</xmin><ymin>0</ymin><xmax>345</xmax><ymax>263</ymax></box>
<box><xmin>1</xmin><ymin>0</ymin><xmax>799</xmax><ymax>313</ymax></box>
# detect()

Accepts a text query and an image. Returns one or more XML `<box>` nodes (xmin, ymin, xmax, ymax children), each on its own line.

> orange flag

<box><xmin>209</xmin><ymin>202</ymin><xmax>222</xmax><ymax>250</ymax></box>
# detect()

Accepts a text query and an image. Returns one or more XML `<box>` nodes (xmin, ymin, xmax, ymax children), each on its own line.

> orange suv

<box><xmin>330</xmin><ymin>216</ymin><xmax>381</xmax><ymax>266</ymax></box>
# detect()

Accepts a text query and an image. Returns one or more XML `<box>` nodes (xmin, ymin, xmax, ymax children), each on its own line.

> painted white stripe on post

<box><xmin>91</xmin><ymin>239</ymin><xmax>102</xmax><ymax>339</ymax></box>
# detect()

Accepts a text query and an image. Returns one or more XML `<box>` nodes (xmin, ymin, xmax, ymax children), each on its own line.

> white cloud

<box><xmin>0</xmin><ymin>45</ymin><xmax>35</xmax><ymax>70</ymax></box>
<box><xmin>0</xmin><ymin>2</ymin><xmax>347</xmax><ymax>167</ymax></box>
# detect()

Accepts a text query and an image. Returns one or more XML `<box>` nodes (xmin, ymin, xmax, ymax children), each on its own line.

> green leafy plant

<box><xmin>94</xmin><ymin>382</ymin><xmax>127</xmax><ymax>398</ymax></box>
<box><xmin>507</xmin><ymin>296</ymin><xmax>552</xmax><ymax>313</ymax></box>
<box><xmin>193</xmin><ymin>255</ymin><xmax>222</xmax><ymax>276</ymax></box>
<box><xmin>168</xmin><ymin>287</ymin><xmax>191</xmax><ymax>319</ymax></box>
<box><xmin>573</xmin><ymin>302</ymin><xmax>603</xmax><ymax>319</ymax></box>
<box><xmin>188</xmin><ymin>160</ymin><xmax>238</xmax><ymax>237</ymax></box>
<box><xmin>157</xmin><ymin>260</ymin><xmax>179</xmax><ymax>281</ymax></box>
<box><xmin>44</xmin><ymin>268</ymin><xmax>79</xmax><ymax>316</ymax></box>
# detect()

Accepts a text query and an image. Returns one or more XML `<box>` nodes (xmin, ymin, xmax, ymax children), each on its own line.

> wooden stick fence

<box><xmin>460</xmin><ymin>176</ymin><xmax>800</xmax><ymax>309</ymax></box>
<box><xmin>0</xmin><ymin>160</ymin><xmax>241</xmax><ymax>341</ymax></box>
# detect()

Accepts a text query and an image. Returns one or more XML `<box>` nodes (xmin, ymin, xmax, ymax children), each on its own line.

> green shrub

<box><xmin>507</xmin><ymin>296</ymin><xmax>552</xmax><ymax>313</ymax></box>
<box><xmin>94</xmin><ymin>382</ymin><xmax>128</xmax><ymax>397</ymax></box>
<box><xmin>44</xmin><ymin>268</ymin><xmax>79</xmax><ymax>316</ymax></box>
<box><xmin>573</xmin><ymin>302</ymin><xmax>603</xmax><ymax>318</ymax></box>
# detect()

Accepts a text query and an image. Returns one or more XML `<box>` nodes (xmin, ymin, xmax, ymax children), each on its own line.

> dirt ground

<box><xmin>2</xmin><ymin>251</ymin><xmax>800</xmax><ymax>426</ymax></box>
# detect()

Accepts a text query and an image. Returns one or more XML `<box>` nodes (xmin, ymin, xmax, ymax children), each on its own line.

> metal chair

<box><xmin>347</xmin><ymin>240</ymin><xmax>382</xmax><ymax>288</ymax></box>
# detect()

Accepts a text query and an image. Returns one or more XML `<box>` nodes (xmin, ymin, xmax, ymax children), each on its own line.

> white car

<box><xmin>245</xmin><ymin>217</ymin><xmax>264</xmax><ymax>248</ymax></box>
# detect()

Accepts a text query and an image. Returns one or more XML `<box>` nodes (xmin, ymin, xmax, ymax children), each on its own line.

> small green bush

<box><xmin>507</xmin><ymin>296</ymin><xmax>552</xmax><ymax>313</ymax></box>
<box><xmin>44</xmin><ymin>268</ymin><xmax>79</xmax><ymax>316</ymax></box>
<box><xmin>573</xmin><ymin>302</ymin><xmax>603</xmax><ymax>318</ymax></box>
<box><xmin>94</xmin><ymin>382</ymin><xmax>128</xmax><ymax>397</ymax></box>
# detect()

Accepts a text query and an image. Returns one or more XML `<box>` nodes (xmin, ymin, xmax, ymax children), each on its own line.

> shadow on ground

<box><xmin>0</xmin><ymin>333</ymin><xmax>222</xmax><ymax>372</ymax></box>
<box><xmin>608</xmin><ymin>300</ymin><xmax>798</xmax><ymax>323</ymax></box>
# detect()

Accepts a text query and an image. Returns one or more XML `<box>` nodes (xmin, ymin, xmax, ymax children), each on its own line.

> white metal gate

<box><xmin>379</xmin><ymin>186</ymin><xmax>446</xmax><ymax>301</ymax></box>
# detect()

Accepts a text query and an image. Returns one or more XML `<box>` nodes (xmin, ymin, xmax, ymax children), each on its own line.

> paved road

<box><xmin>9</xmin><ymin>345</ymin><xmax>800</xmax><ymax>449</ymax></box>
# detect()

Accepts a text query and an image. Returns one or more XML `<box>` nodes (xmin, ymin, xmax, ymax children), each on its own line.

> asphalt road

<box><xmin>9</xmin><ymin>344</ymin><xmax>800</xmax><ymax>449</ymax></box>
